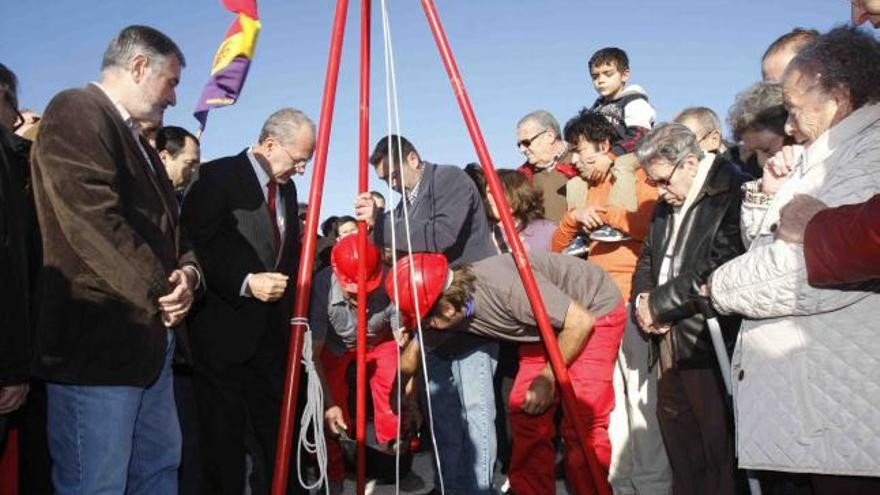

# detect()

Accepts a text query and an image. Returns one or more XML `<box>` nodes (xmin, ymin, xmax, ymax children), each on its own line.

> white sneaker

<box><xmin>501</xmin><ymin>477</ymin><xmax>512</xmax><ymax>494</ymax></box>
<box><xmin>589</xmin><ymin>225</ymin><xmax>630</xmax><ymax>242</ymax></box>
<box><xmin>365</xmin><ymin>478</ymin><xmax>377</xmax><ymax>495</ymax></box>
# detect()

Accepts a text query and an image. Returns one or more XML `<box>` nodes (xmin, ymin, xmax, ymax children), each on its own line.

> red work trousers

<box><xmin>509</xmin><ymin>301</ymin><xmax>626</xmax><ymax>495</ymax></box>
<box><xmin>321</xmin><ymin>339</ymin><xmax>399</xmax><ymax>482</ymax></box>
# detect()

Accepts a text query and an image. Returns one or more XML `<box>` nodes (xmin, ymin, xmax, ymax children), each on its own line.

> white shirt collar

<box><xmin>246</xmin><ymin>147</ymin><xmax>272</xmax><ymax>189</ymax></box>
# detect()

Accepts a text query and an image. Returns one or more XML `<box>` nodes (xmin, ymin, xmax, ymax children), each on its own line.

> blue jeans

<box><xmin>47</xmin><ymin>331</ymin><xmax>181</xmax><ymax>495</ymax></box>
<box><xmin>426</xmin><ymin>340</ymin><xmax>498</xmax><ymax>495</ymax></box>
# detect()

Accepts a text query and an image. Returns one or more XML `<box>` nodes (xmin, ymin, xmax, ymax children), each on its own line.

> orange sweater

<box><xmin>551</xmin><ymin>167</ymin><xmax>658</xmax><ymax>300</ymax></box>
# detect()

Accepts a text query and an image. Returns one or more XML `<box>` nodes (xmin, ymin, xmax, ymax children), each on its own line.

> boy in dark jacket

<box><xmin>585</xmin><ymin>47</ymin><xmax>657</xmax><ymax>242</ymax></box>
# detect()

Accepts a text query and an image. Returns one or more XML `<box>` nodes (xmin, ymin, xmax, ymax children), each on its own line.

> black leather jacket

<box><xmin>631</xmin><ymin>155</ymin><xmax>745</xmax><ymax>369</ymax></box>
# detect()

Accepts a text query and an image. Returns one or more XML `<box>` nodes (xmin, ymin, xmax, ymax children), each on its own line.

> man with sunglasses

<box><xmin>515</xmin><ymin>110</ymin><xmax>588</xmax><ymax>222</ymax></box>
<box><xmin>181</xmin><ymin>108</ymin><xmax>315</xmax><ymax>494</ymax></box>
<box><xmin>630</xmin><ymin>123</ymin><xmax>745</xmax><ymax>495</ymax></box>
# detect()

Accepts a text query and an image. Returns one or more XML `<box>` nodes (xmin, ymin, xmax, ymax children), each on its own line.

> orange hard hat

<box><xmin>331</xmin><ymin>234</ymin><xmax>383</xmax><ymax>293</ymax></box>
<box><xmin>385</xmin><ymin>253</ymin><xmax>449</xmax><ymax>328</ymax></box>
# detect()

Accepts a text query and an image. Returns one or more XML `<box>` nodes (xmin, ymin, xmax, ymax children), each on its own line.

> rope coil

<box><xmin>291</xmin><ymin>317</ymin><xmax>329</xmax><ymax>494</ymax></box>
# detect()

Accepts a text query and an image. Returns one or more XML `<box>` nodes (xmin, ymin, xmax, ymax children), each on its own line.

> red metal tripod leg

<box><xmin>355</xmin><ymin>0</ymin><xmax>372</xmax><ymax>494</ymax></box>
<box><xmin>271</xmin><ymin>1</ymin><xmax>351</xmax><ymax>493</ymax></box>
<box><xmin>419</xmin><ymin>2</ymin><xmax>611</xmax><ymax>494</ymax></box>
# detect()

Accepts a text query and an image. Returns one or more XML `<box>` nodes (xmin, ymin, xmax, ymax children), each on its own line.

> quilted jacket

<box><xmin>710</xmin><ymin>103</ymin><xmax>880</xmax><ymax>476</ymax></box>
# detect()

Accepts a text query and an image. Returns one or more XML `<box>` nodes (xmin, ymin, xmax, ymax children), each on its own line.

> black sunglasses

<box><xmin>516</xmin><ymin>128</ymin><xmax>549</xmax><ymax>149</ymax></box>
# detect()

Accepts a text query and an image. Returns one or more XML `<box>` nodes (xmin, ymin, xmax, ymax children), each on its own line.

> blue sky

<box><xmin>0</xmin><ymin>1</ymin><xmax>851</xmax><ymax>220</ymax></box>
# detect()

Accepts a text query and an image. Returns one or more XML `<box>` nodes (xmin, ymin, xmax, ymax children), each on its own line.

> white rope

<box><xmin>378</xmin><ymin>1</ymin><xmax>446</xmax><ymax>493</ymax></box>
<box><xmin>293</xmin><ymin>318</ymin><xmax>329</xmax><ymax>494</ymax></box>
<box><xmin>378</xmin><ymin>4</ymin><xmax>406</xmax><ymax>493</ymax></box>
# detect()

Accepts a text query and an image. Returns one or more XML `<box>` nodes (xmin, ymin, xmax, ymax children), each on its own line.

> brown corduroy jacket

<box><xmin>30</xmin><ymin>84</ymin><xmax>199</xmax><ymax>386</ymax></box>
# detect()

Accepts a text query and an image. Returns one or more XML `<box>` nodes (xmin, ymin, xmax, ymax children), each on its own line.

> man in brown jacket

<box><xmin>30</xmin><ymin>25</ymin><xmax>201</xmax><ymax>494</ymax></box>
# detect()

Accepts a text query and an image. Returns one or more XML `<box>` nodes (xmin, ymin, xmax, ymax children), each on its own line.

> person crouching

<box><xmin>309</xmin><ymin>234</ymin><xmax>402</xmax><ymax>494</ymax></box>
<box><xmin>391</xmin><ymin>252</ymin><xmax>625</xmax><ymax>495</ymax></box>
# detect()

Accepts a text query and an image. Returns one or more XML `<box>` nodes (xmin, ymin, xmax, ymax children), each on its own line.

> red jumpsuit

<box><xmin>508</xmin><ymin>302</ymin><xmax>626</xmax><ymax>495</ymax></box>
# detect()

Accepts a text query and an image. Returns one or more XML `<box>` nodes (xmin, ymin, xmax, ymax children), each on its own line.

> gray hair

<box><xmin>674</xmin><ymin>107</ymin><xmax>721</xmax><ymax>136</ymax></box>
<box><xmin>517</xmin><ymin>110</ymin><xmax>561</xmax><ymax>138</ymax></box>
<box><xmin>785</xmin><ymin>26</ymin><xmax>880</xmax><ymax>110</ymax></box>
<box><xmin>727</xmin><ymin>82</ymin><xmax>787</xmax><ymax>141</ymax></box>
<box><xmin>101</xmin><ymin>25</ymin><xmax>186</xmax><ymax>72</ymax></box>
<box><xmin>258</xmin><ymin>108</ymin><xmax>316</xmax><ymax>144</ymax></box>
<box><xmin>636</xmin><ymin>122</ymin><xmax>704</xmax><ymax>167</ymax></box>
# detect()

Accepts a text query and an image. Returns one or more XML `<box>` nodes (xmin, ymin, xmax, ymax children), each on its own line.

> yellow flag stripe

<box><xmin>210</xmin><ymin>14</ymin><xmax>261</xmax><ymax>76</ymax></box>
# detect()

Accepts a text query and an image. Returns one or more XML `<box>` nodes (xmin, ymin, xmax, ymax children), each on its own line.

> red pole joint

<box><xmin>271</xmin><ymin>1</ymin><xmax>351</xmax><ymax>493</ymax></box>
<box><xmin>419</xmin><ymin>2</ymin><xmax>611</xmax><ymax>494</ymax></box>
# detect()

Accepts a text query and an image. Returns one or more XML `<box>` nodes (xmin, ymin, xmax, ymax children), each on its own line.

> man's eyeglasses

<box><xmin>696</xmin><ymin>129</ymin><xmax>716</xmax><ymax>143</ymax></box>
<box><xmin>645</xmin><ymin>159</ymin><xmax>683</xmax><ymax>188</ymax></box>
<box><xmin>279</xmin><ymin>144</ymin><xmax>309</xmax><ymax>168</ymax></box>
<box><xmin>517</xmin><ymin>128</ymin><xmax>549</xmax><ymax>149</ymax></box>
<box><xmin>3</xmin><ymin>91</ymin><xmax>24</xmax><ymax>132</ymax></box>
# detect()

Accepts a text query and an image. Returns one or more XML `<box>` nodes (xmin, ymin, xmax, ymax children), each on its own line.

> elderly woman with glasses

<box><xmin>630</xmin><ymin>122</ymin><xmax>746</xmax><ymax>495</ymax></box>
<box><xmin>709</xmin><ymin>26</ymin><xmax>880</xmax><ymax>493</ymax></box>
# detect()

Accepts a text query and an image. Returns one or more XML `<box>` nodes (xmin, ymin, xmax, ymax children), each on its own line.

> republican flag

<box><xmin>193</xmin><ymin>0</ymin><xmax>261</xmax><ymax>130</ymax></box>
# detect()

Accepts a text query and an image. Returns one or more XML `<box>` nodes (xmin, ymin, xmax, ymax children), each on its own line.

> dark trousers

<box><xmin>18</xmin><ymin>381</ymin><xmax>52</xmax><ymax>495</ymax></box>
<box><xmin>192</xmin><ymin>328</ymin><xmax>306</xmax><ymax>495</ymax></box>
<box><xmin>657</xmin><ymin>366</ymin><xmax>737</xmax><ymax>495</ymax></box>
<box><xmin>175</xmin><ymin>370</ymin><xmax>201</xmax><ymax>495</ymax></box>
<box><xmin>758</xmin><ymin>470</ymin><xmax>880</xmax><ymax>495</ymax></box>
<box><xmin>810</xmin><ymin>474</ymin><xmax>880</xmax><ymax>494</ymax></box>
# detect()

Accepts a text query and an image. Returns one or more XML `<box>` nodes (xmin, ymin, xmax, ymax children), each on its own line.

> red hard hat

<box><xmin>385</xmin><ymin>253</ymin><xmax>449</xmax><ymax>328</ymax></box>
<box><xmin>331</xmin><ymin>234</ymin><xmax>383</xmax><ymax>293</ymax></box>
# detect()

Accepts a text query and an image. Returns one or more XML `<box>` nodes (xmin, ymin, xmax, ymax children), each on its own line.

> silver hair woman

<box><xmin>727</xmin><ymin>82</ymin><xmax>790</xmax><ymax>166</ymax></box>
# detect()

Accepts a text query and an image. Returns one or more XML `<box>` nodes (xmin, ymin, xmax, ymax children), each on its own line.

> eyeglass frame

<box><xmin>644</xmin><ymin>156</ymin><xmax>687</xmax><ymax>188</ymax></box>
<box><xmin>277</xmin><ymin>141</ymin><xmax>310</xmax><ymax>168</ymax></box>
<box><xmin>696</xmin><ymin>128</ymin><xmax>719</xmax><ymax>144</ymax></box>
<box><xmin>516</xmin><ymin>128</ymin><xmax>549</xmax><ymax>149</ymax></box>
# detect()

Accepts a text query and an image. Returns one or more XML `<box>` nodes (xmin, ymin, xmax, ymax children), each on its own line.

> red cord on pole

<box><xmin>418</xmin><ymin>2</ymin><xmax>611</xmax><ymax>494</ymax></box>
<box><xmin>355</xmin><ymin>0</ymin><xmax>371</xmax><ymax>494</ymax></box>
<box><xmin>271</xmin><ymin>1</ymin><xmax>350</xmax><ymax>493</ymax></box>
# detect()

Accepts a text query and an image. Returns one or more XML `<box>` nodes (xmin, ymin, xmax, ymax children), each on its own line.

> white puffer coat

<box><xmin>710</xmin><ymin>103</ymin><xmax>880</xmax><ymax>476</ymax></box>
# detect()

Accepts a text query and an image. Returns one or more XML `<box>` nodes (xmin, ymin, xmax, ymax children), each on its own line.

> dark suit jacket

<box><xmin>181</xmin><ymin>150</ymin><xmax>300</xmax><ymax>363</ymax></box>
<box><xmin>0</xmin><ymin>128</ymin><xmax>37</xmax><ymax>385</ymax></box>
<box><xmin>374</xmin><ymin>161</ymin><xmax>496</xmax><ymax>268</ymax></box>
<box><xmin>30</xmin><ymin>84</ymin><xmax>199</xmax><ymax>386</ymax></box>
